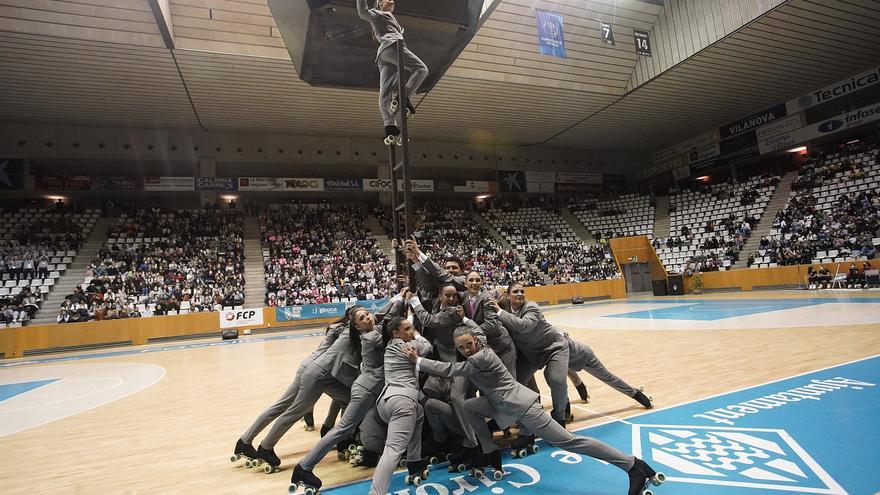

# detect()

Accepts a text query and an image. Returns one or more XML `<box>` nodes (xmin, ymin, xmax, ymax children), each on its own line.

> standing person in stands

<box><xmin>356</xmin><ymin>0</ymin><xmax>428</xmax><ymax>142</ymax></box>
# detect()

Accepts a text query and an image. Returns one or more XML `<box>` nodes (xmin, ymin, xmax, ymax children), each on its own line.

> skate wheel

<box><xmin>263</xmin><ymin>464</ymin><xmax>275</xmax><ymax>474</ymax></box>
<box><xmin>641</xmin><ymin>489</ymin><xmax>653</xmax><ymax>495</ymax></box>
<box><xmin>244</xmin><ymin>460</ymin><xmax>253</xmax><ymax>468</ymax></box>
<box><xmin>530</xmin><ymin>445</ymin><xmax>540</xmax><ymax>454</ymax></box>
<box><xmin>457</xmin><ymin>464</ymin><xmax>467</xmax><ymax>473</ymax></box>
<box><xmin>421</xmin><ymin>469</ymin><xmax>430</xmax><ymax>479</ymax></box>
<box><xmin>492</xmin><ymin>470</ymin><xmax>504</xmax><ymax>481</ymax></box>
<box><xmin>304</xmin><ymin>488</ymin><xmax>317</xmax><ymax>495</ymax></box>
<box><xmin>348</xmin><ymin>444</ymin><xmax>359</xmax><ymax>453</ymax></box>
<box><xmin>652</xmin><ymin>473</ymin><xmax>666</xmax><ymax>485</ymax></box>
<box><xmin>404</xmin><ymin>475</ymin><xmax>412</xmax><ymax>485</ymax></box>
<box><xmin>399</xmin><ymin>459</ymin><xmax>407</xmax><ymax>468</ymax></box>
<box><xmin>511</xmin><ymin>451</ymin><xmax>520</xmax><ymax>459</ymax></box>
<box><xmin>428</xmin><ymin>456</ymin><xmax>439</xmax><ymax>465</ymax></box>
<box><xmin>473</xmin><ymin>469</ymin><xmax>485</xmax><ymax>479</ymax></box>
<box><xmin>230</xmin><ymin>454</ymin><xmax>240</xmax><ymax>463</ymax></box>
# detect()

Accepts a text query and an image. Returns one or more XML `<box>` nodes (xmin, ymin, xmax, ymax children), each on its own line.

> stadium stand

<box><xmin>523</xmin><ymin>242</ymin><xmax>620</xmax><ymax>284</ymax></box>
<box><xmin>569</xmin><ymin>193</ymin><xmax>656</xmax><ymax>240</ymax></box>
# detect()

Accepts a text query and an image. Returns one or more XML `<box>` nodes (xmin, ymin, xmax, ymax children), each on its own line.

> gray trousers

<box><xmin>359</xmin><ymin>406</ymin><xmax>387</xmax><ymax>454</ymax></box>
<box><xmin>377</xmin><ymin>44</ymin><xmax>428</xmax><ymax>126</ymax></box>
<box><xmin>299</xmin><ymin>378</ymin><xmax>383</xmax><ymax>470</ymax></box>
<box><xmin>241</xmin><ymin>360</ymin><xmax>309</xmax><ymax>444</ymax></box>
<box><xmin>517</xmin><ymin>346</ymin><xmax>570</xmax><ymax>418</ymax></box>
<box><xmin>568</xmin><ymin>369</ymin><xmax>584</xmax><ymax>387</ymax></box>
<box><xmin>573</xmin><ymin>349</ymin><xmax>638</xmax><ymax>397</ymax></box>
<box><xmin>369</xmin><ymin>395</ymin><xmax>424</xmax><ymax>495</ymax></box>
<box><xmin>424</xmin><ymin>397</ymin><xmax>462</xmax><ymax>441</ymax></box>
<box><xmin>466</xmin><ymin>398</ymin><xmax>634</xmax><ymax>471</ymax></box>
<box><xmin>259</xmin><ymin>365</ymin><xmax>351</xmax><ymax>449</ymax></box>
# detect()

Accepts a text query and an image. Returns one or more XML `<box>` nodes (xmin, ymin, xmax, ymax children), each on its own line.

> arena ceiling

<box><xmin>0</xmin><ymin>0</ymin><xmax>878</xmax><ymax>153</ymax></box>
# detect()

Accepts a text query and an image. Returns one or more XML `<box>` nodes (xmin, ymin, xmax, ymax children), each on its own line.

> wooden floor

<box><xmin>1</xmin><ymin>290</ymin><xmax>879</xmax><ymax>495</ymax></box>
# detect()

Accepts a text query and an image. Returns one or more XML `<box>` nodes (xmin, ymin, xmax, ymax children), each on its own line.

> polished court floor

<box><xmin>1</xmin><ymin>290</ymin><xmax>878</xmax><ymax>495</ymax></box>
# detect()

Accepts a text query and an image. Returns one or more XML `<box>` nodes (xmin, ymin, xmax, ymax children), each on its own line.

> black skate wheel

<box><xmin>492</xmin><ymin>470</ymin><xmax>504</xmax><ymax>481</ymax></box>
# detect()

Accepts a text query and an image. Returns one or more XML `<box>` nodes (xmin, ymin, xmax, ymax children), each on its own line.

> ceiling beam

<box><xmin>148</xmin><ymin>0</ymin><xmax>175</xmax><ymax>49</ymax></box>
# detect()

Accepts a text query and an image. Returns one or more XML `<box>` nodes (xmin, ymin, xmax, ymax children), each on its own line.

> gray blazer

<box><xmin>421</xmin><ymin>256</ymin><xmax>467</xmax><ymax>292</ymax></box>
<box><xmin>311</xmin><ymin>330</ymin><xmax>360</xmax><ymax>387</ymax></box>
<box><xmin>356</xmin><ymin>0</ymin><xmax>405</xmax><ymax>62</ymax></box>
<box><xmin>498</xmin><ymin>301</ymin><xmax>567</xmax><ymax>369</ymax></box>
<box><xmin>566</xmin><ymin>333</ymin><xmax>595</xmax><ymax>370</ymax></box>
<box><xmin>411</xmin><ymin>302</ymin><xmax>485</xmax><ymax>362</ymax></box>
<box><xmin>417</xmin><ymin>346</ymin><xmax>538</xmax><ymax>428</ymax></box>
<box><xmin>379</xmin><ymin>335</ymin><xmax>432</xmax><ymax>402</ymax></box>
<box><xmin>301</xmin><ymin>321</ymin><xmax>346</xmax><ymax>369</ymax></box>
<box><xmin>461</xmin><ymin>290</ymin><xmax>513</xmax><ymax>355</ymax></box>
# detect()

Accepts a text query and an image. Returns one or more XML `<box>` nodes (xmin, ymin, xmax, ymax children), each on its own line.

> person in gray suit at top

<box><xmin>290</xmin><ymin>291</ymin><xmax>406</xmax><ymax>489</ymax></box>
<box><xmin>402</xmin><ymin>326</ymin><xmax>665</xmax><ymax>495</ymax></box>
<box><xmin>356</xmin><ymin>0</ymin><xmax>429</xmax><ymax>141</ymax></box>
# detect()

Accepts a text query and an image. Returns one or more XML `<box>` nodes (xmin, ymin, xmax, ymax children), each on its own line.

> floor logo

<box><xmin>633</xmin><ymin>424</ymin><xmax>845</xmax><ymax>494</ymax></box>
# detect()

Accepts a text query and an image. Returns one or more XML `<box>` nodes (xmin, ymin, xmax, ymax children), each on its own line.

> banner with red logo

<box><xmin>219</xmin><ymin>308</ymin><xmax>264</xmax><ymax>328</ymax></box>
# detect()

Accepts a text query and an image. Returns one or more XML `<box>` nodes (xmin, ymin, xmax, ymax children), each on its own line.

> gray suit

<box><xmin>417</xmin><ymin>347</ymin><xmax>635</xmax><ymax>472</ymax></box>
<box><xmin>498</xmin><ymin>302</ymin><xmax>569</xmax><ymax>419</ymax></box>
<box><xmin>462</xmin><ymin>290</ymin><xmax>515</xmax><ymax>376</ymax></box>
<box><xmin>370</xmin><ymin>336</ymin><xmax>432</xmax><ymax>495</ymax></box>
<box><xmin>411</xmin><ymin>299</ymin><xmax>486</xmax><ymax>447</ymax></box>
<box><xmin>240</xmin><ymin>322</ymin><xmax>346</xmax><ymax>444</ymax></box>
<box><xmin>567</xmin><ymin>334</ymin><xmax>638</xmax><ymax>398</ymax></box>
<box><xmin>299</xmin><ymin>298</ymin><xmax>404</xmax><ymax>470</ymax></box>
<box><xmin>356</xmin><ymin>0</ymin><xmax>428</xmax><ymax>127</ymax></box>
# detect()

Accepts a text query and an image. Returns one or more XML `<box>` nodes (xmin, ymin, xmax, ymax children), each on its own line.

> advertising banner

<box><xmin>719</xmin><ymin>103</ymin><xmax>787</xmax><ymax>140</ymax></box>
<box><xmin>526</xmin><ymin>181</ymin><xmax>555</xmax><ymax>193</ymax></box>
<box><xmin>91</xmin><ymin>176</ymin><xmax>136</xmax><ymax>191</ymax></box>
<box><xmin>757</xmin><ymin>130</ymin><xmax>803</xmax><ymax>155</ymax></box>
<box><xmin>276</xmin><ymin>299</ymin><xmax>389</xmax><ymax>322</ymax></box>
<box><xmin>453</xmin><ymin>180</ymin><xmax>489</xmax><ymax>193</ymax></box>
<box><xmin>719</xmin><ymin>130</ymin><xmax>759</xmax><ymax>164</ymax></box>
<box><xmin>219</xmin><ymin>307</ymin><xmax>263</xmax><ymax>328</ymax></box>
<box><xmin>786</xmin><ymin>65</ymin><xmax>880</xmax><ymax>114</ymax></box>
<box><xmin>362</xmin><ymin>178</ymin><xmax>434</xmax><ymax>192</ymax></box>
<box><xmin>555</xmin><ymin>172</ymin><xmax>602</xmax><ymax>184</ymax></box>
<box><xmin>283</xmin><ymin>178</ymin><xmax>324</xmax><ymax>191</ymax></box>
<box><xmin>535</xmin><ymin>10</ymin><xmax>566</xmax><ymax>58</ymax></box>
<box><xmin>197</xmin><ymin>177</ymin><xmax>236</xmax><ymax>191</ymax></box>
<box><xmin>324</xmin><ymin>178</ymin><xmax>363</xmax><ymax>192</ymax></box>
<box><xmin>143</xmin><ymin>176</ymin><xmax>194</xmax><ymax>191</ymax></box>
<box><xmin>798</xmin><ymin>100</ymin><xmax>880</xmax><ymax>142</ymax></box>
<box><xmin>38</xmin><ymin>176</ymin><xmax>92</xmax><ymax>190</ymax></box>
<box><xmin>238</xmin><ymin>177</ymin><xmax>286</xmax><ymax>191</ymax></box>
<box><xmin>555</xmin><ymin>182</ymin><xmax>601</xmax><ymax>194</ymax></box>
<box><xmin>755</xmin><ymin>114</ymin><xmax>804</xmax><ymax>141</ymax></box>
<box><xmin>525</xmin><ymin>171</ymin><xmax>556</xmax><ymax>183</ymax></box>
<box><xmin>687</xmin><ymin>142</ymin><xmax>720</xmax><ymax>170</ymax></box>
<box><xmin>672</xmin><ymin>164</ymin><xmax>691</xmax><ymax>181</ymax></box>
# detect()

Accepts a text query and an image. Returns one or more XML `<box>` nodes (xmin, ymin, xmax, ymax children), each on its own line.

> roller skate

<box><xmin>447</xmin><ymin>445</ymin><xmax>481</xmax><ymax>473</ymax></box>
<box><xmin>634</xmin><ymin>387</ymin><xmax>654</xmax><ymax>409</ymax></box>
<box><xmin>304</xmin><ymin>412</ymin><xmax>315</xmax><ymax>431</ymax></box>
<box><xmin>628</xmin><ymin>458</ymin><xmax>665</xmax><ymax>495</ymax></box>
<box><xmin>349</xmin><ymin>446</ymin><xmax>380</xmax><ymax>467</ymax></box>
<box><xmin>467</xmin><ymin>449</ymin><xmax>505</xmax><ymax>481</ymax></box>
<box><xmin>576</xmin><ymin>383</ymin><xmax>590</xmax><ymax>403</ymax></box>
<box><xmin>383</xmin><ymin>125</ymin><xmax>402</xmax><ymax>146</ymax></box>
<box><xmin>421</xmin><ymin>436</ymin><xmax>448</xmax><ymax>465</ymax></box>
<box><xmin>320</xmin><ymin>425</ymin><xmax>332</xmax><ymax>438</ymax></box>
<box><xmin>289</xmin><ymin>464</ymin><xmax>322</xmax><ymax>495</ymax></box>
<box><xmin>230</xmin><ymin>438</ymin><xmax>258</xmax><ymax>465</ymax></box>
<box><xmin>552</xmin><ymin>410</ymin><xmax>567</xmax><ymax>428</ymax></box>
<box><xmin>510</xmin><ymin>434</ymin><xmax>540</xmax><ymax>458</ymax></box>
<box><xmin>565</xmin><ymin>401</ymin><xmax>575</xmax><ymax>423</ymax></box>
<box><xmin>405</xmin><ymin>460</ymin><xmax>431</xmax><ymax>486</ymax></box>
<box><xmin>338</xmin><ymin>433</ymin><xmax>358</xmax><ymax>461</ymax></box>
<box><xmin>251</xmin><ymin>445</ymin><xmax>282</xmax><ymax>473</ymax></box>
<box><xmin>486</xmin><ymin>419</ymin><xmax>512</xmax><ymax>439</ymax></box>
<box><xmin>389</xmin><ymin>95</ymin><xmax>415</xmax><ymax>118</ymax></box>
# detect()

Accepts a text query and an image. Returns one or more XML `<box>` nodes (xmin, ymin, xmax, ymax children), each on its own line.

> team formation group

<box><xmin>231</xmin><ymin>238</ymin><xmax>662</xmax><ymax>495</ymax></box>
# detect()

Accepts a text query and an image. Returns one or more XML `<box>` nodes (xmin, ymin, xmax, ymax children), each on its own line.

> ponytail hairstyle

<box><xmin>347</xmin><ymin>305</ymin><xmax>367</xmax><ymax>361</ymax></box>
<box><xmin>384</xmin><ymin>315</ymin><xmax>408</xmax><ymax>346</ymax></box>
<box><xmin>327</xmin><ymin>304</ymin><xmax>360</xmax><ymax>334</ymax></box>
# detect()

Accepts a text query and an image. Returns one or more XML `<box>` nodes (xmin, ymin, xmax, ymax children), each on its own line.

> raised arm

<box><xmin>356</xmin><ymin>0</ymin><xmax>375</xmax><ymax>20</ymax></box>
<box><xmin>476</xmin><ymin>300</ymin><xmax>505</xmax><ymax>340</ymax></box>
<box><xmin>409</xmin><ymin>297</ymin><xmax>460</xmax><ymax>329</ymax></box>
<box><xmin>416</xmin><ymin>355</ymin><xmax>472</xmax><ymax>378</ymax></box>
<box><xmin>421</xmin><ymin>256</ymin><xmax>467</xmax><ymax>291</ymax></box>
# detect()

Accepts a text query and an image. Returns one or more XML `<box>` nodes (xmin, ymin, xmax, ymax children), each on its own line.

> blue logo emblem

<box><xmin>634</xmin><ymin>424</ymin><xmax>845</xmax><ymax>493</ymax></box>
<box><xmin>817</xmin><ymin>120</ymin><xmax>843</xmax><ymax>133</ymax></box>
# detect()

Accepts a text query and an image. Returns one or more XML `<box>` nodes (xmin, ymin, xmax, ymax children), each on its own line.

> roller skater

<box><xmin>289</xmin><ymin>464</ymin><xmax>322</xmax><ymax>495</ymax></box>
<box><xmin>403</xmin><ymin>326</ymin><xmax>664</xmax><ymax>495</ymax></box>
<box><xmin>357</xmin><ymin>0</ymin><xmax>428</xmax><ymax>146</ymax></box>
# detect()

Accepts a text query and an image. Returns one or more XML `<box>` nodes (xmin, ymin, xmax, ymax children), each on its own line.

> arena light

<box><xmin>475</xmin><ymin>194</ymin><xmax>491</xmax><ymax>200</ymax></box>
<box><xmin>221</xmin><ymin>195</ymin><xmax>239</xmax><ymax>201</ymax></box>
<box><xmin>696</xmin><ymin>176</ymin><xmax>710</xmax><ymax>181</ymax></box>
<box><xmin>846</xmin><ymin>139</ymin><xmax>860</xmax><ymax>144</ymax></box>
<box><xmin>787</xmin><ymin>146</ymin><xmax>807</xmax><ymax>153</ymax></box>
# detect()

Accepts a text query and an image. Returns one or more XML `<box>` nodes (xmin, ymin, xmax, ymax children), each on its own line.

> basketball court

<box><xmin>2</xmin><ymin>290</ymin><xmax>878</xmax><ymax>495</ymax></box>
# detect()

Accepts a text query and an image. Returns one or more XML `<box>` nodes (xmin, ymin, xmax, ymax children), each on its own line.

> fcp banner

<box><xmin>535</xmin><ymin>11</ymin><xmax>566</xmax><ymax>58</ymax></box>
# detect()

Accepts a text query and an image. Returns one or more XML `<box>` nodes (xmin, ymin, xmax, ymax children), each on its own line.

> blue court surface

<box><xmin>0</xmin><ymin>378</ymin><xmax>58</xmax><ymax>401</ymax></box>
<box><xmin>323</xmin><ymin>355</ymin><xmax>879</xmax><ymax>495</ymax></box>
<box><xmin>603</xmin><ymin>298</ymin><xmax>880</xmax><ymax>321</ymax></box>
